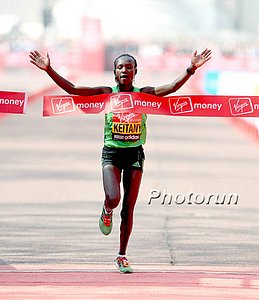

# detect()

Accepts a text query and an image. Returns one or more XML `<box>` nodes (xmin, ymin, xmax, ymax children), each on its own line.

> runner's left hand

<box><xmin>191</xmin><ymin>48</ymin><xmax>212</xmax><ymax>68</ymax></box>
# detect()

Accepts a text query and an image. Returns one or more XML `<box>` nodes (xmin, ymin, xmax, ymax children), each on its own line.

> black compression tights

<box><xmin>102</xmin><ymin>164</ymin><xmax>143</xmax><ymax>255</ymax></box>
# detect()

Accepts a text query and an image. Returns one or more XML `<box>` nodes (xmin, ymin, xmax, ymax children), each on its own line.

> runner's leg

<box><xmin>102</xmin><ymin>164</ymin><xmax>121</xmax><ymax>211</ymax></box>
<box><xmin>119</xmin><ymin>169</ymin><xmax>143</xmax><ymax>255</ymax></box>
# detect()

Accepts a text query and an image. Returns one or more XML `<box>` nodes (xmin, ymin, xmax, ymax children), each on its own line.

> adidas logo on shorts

<box><xmin>132</xmin><ymin>161</ymin><xmax>141</xmax><ymax>168</ymax></box>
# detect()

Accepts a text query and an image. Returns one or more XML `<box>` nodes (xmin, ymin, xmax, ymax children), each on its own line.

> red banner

<box><xmin>43</xmin><ymin>92</ymin><xmax>259</xmax><ymax>117</ymax></box>
<box><xmin>80</xmin><ymin>17</ymin><xmax>104</xmax><ymax>72</ymax></box>
<box><xmin>0</xmin><ymin>91</ymin><xmax>27</xmax><ymax>114</ymax></box>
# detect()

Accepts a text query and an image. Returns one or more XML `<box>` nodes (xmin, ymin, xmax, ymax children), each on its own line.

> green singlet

<box><xmin>104</xmin><ymin>86</ymin><xmax>147</xmax><ymax>148</ymax></box>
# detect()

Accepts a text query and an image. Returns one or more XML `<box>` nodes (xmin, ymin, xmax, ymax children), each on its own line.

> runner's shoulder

<box><xmin>139</xmin><ymin>86</ymin><xmax>156</xmax><ymax>95</ymax></box>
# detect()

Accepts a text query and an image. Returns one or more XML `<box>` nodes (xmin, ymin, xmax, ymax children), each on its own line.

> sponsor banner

<box><xmin>0</xmin><ymin>91</ymin><xmax>27</xmax><ymax>114</ymax></box>
<box><xmin>43</xmin><ymin>93</ymin><xmax>259</xmax><ymax>117</ymax></box>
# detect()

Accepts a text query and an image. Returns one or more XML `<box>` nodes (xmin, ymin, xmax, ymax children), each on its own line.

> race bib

<box><xmin>112</xmin><ymin>112</ymin><xmax>142</xmax><ymax>142</ymax></box>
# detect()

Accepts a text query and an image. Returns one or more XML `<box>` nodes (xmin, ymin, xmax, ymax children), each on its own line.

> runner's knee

<box><xmin>105</xmin><ymin>193</ymin><xmax>120</xmax><ymax>209</ymax></box>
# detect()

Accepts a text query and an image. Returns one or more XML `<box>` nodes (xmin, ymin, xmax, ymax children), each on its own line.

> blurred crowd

<box><xmin>1</xmin><ymin>17</ymin><xmax>259</xmax><ymax>73</ymax></box>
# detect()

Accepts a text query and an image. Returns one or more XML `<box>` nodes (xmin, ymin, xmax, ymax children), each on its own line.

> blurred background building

<box><xmin>1</xmin><ymin>0</ymin><xmax>259</xmax><ymax>68</ymax></box>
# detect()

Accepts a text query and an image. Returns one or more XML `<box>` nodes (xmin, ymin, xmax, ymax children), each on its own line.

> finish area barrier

<box><xmin>0</xmin><ymin>91</ymin><xmax>27</xmax><ymax>114</ymax></box>
<box><xmin>43</xmin><ymin>92</ymin><xmax>259</xmax><ymax>117</ymax></box>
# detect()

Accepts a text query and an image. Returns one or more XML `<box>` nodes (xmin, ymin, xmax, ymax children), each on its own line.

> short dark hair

<box><xmin>113</xmin><ymin>54</ymin><xmax>137</xmax><ymax>69</ymax></box>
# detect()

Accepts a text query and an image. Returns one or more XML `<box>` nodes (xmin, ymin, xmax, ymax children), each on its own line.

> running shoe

<box><xmin>115</xmin><ymin>256</ymin><xmax>133</xmax><ymax>274</ymax></box>
<box><xmin>99</xmin><ymin>206</ymin><xmax>113</xmax><ymax>235</ymax></box>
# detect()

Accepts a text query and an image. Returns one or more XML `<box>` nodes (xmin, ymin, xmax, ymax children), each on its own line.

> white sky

<box><xmin>0</xmin><ymin>0</ymin><xmax>258</xmax><ymax>42</ymax></box>
<box><xmin>53</xmin><ymin>0</ymin><xmax>175</xmax><ymax>41</ymax></box>
<box><xmin>0</xmin><ymin>0</ymin><xmax>218</xmax><ymax>42</ymax></box>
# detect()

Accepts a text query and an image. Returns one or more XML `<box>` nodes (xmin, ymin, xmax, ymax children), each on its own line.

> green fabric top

<box><xmin>103</xmin><ymin>86</ymin><xmax>147</xmax><ymax>148</ymax></box>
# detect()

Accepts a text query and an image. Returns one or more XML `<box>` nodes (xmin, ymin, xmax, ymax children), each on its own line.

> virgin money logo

<box><xmin>228</xmin><ymin>98</ymin><xmax>253</xmax><ymax>116</ymax></box>
<box><xmin>110</xmin><ymin>94</ymin><xmax>133</xmax><ymax>111</ymax></box>
<box><xmin>51</xmin><ymin>97</ymin><xmax>76</xmax><ymax>114</ymax></box>
<box><xmin>169</xmin><ymin>97</ymin><xmax>193</xmax><ymax>115</ymax></box>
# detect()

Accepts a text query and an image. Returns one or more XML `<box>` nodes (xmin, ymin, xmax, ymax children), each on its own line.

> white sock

<box><xmin>117</xmin><ymin>253</ymin><xmax>126</xmax><ymax>258</ymax></box>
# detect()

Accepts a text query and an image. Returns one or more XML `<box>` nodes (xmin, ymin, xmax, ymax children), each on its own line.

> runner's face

<box><xmin>114</xmin><ymin>57</ymin><xmax>137</xmax><ymax>85</ymax></box>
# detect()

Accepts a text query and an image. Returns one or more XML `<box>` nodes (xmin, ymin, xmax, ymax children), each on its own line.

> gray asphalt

<box><xmin>0</xmin><ymin>69</ymin><xmax>259</xmax><ymax>270</ymax></box>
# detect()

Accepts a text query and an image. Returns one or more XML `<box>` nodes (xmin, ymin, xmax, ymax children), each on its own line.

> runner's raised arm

<box><xmin>29</xmin><ymin>51</ymin><xmax>111</xmax><ymax>96</ymax></box>
<box><xmin>141</xmin><ymin>48</ymin><xmax>212</xmax><ymax>96</ymax></box>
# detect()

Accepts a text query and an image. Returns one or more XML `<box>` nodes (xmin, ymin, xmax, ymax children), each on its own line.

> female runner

<box><xmin>29</xmin><ymin>48</ymin><xmax>211</xmax><ymax>273</ymax></box>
